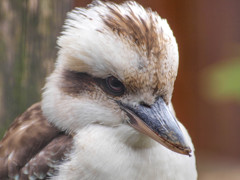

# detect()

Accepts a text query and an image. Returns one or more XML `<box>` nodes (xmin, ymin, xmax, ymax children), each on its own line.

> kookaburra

<box><xmin>0</xmin><ymin>1</ymin><xmax>197</xmax><ymax>180</ymax></box>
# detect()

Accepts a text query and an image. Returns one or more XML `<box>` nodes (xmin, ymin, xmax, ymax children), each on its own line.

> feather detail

<box><xmin>0</xmin><ymin>103</ymin><xmax>73</xmax><ymax>180</ymax></box>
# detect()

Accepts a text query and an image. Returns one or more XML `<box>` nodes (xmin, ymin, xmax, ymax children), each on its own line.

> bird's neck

<box><xmin>75</xmin><ymin>123</ymin><xmax>157</xmax><ymax>150</ymax></box>
<box><xmin>120</xmin><ymin>127</ymin><xmax>156</xmax><ymax>150</ymax></box>
<box><xmin>54</xmin><ymin>124</ymin><xmax>197</xmax><ymax>180</ymax></box>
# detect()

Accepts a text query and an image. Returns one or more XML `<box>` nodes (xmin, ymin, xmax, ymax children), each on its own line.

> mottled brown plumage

<box><xmin>0</xmin><ymin>103</ymin><xmax>73</xmax><ymax>180</ymax></box>
<box><xmin>103</xmin><ymin>3</ymin><xmax>161</xmax><ymax>58</ymax></box>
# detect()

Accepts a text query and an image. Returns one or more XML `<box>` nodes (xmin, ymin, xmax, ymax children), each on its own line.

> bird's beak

<box><xmin>118</xmin><ymin>97</ymin><xmax>191</xmax><ymax>156</ymax></box>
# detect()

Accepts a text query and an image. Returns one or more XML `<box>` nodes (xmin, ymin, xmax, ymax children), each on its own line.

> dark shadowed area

<box><xmin>0</xmin><ymin>0</ymin><xmax>239</xmax><ymax>179</ymax></box>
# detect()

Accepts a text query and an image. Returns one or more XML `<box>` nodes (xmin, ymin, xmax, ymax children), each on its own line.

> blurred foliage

<box><xmin>201</xmin><ymin>56</ymin><xmax>240</xmax><ymax>102</ymax></box>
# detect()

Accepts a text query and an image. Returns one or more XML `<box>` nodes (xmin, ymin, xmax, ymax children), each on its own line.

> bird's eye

<box><xmin>105</xmin><ymin>76</ymin><xmax>125</xmax><ymax>96</ymax></box>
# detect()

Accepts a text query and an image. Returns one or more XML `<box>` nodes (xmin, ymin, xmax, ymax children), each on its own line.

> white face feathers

<box><xmin>57</xmin><ymin>0</ymin><xmax>179</xmax><ymax>86</ymax></box>
<box><xmin>42</xmin><ymin>0</ymin><xmax>179</xmax><ymax>134</ymax></box>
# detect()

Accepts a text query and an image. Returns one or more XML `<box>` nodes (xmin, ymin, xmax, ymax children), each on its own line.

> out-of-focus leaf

<box><xmin>201</xmin><ymin>57</ymin><xmax>240</xmax><ymax>102</ymax></box>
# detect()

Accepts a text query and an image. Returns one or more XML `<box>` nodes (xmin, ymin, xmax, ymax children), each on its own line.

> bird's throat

<box><xmin>123</xmin><ymin>128</ymin><xmax>156</xmax><ymax>149</ymax></box>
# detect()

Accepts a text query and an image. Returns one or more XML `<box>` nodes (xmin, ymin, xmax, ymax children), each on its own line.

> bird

<box><xmin>0</xmin><ymin>1</ymin><xmax>197</xmax><ymax>180</ymax></box>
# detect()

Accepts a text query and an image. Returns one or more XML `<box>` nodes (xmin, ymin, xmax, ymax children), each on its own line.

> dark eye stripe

<box><xmin>60</xmin><ymin>70</ymin><xmax>125</xmax><ymax>97</ymax></box>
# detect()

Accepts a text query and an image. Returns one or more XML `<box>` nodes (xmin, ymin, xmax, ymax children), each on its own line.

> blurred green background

<box><xmin>0</xmin><ymin>0</ymin><xmax>239</xmax><ymax>179</ymax></box>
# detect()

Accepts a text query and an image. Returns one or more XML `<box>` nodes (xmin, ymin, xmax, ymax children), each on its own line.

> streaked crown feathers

<box><xmin>56</xmin><ymin>0</ymin><xmax>179</xmax><ymax>102</ymax></box>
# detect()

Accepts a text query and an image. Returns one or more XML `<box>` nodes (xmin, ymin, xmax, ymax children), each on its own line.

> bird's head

<box><xmin>42</xmin><ymin>1</ymin><xmax>191</xmax><ymax>155</ymax></box>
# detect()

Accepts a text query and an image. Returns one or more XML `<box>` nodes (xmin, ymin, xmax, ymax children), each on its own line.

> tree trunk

<box><xmin>0</xmin><ymin>0</ymin><xmax>73</xmax><ymax>137</ymax></box>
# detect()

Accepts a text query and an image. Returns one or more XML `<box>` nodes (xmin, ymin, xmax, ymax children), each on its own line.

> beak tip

<box><xmin>181</xmin><ymin>146</ymin><xmax>192</xmax><ymax>156</ymax></box>
<box><xmin>167</xmin><ymin>140</ymin><xmax>192</xmax><ymax>156</ymax></box>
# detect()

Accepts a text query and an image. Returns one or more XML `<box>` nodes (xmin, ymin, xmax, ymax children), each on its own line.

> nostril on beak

<box><xmin>139</xmin><ymin>101</ymin><xmax>151</xmax><ymax>108</ymax></box>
